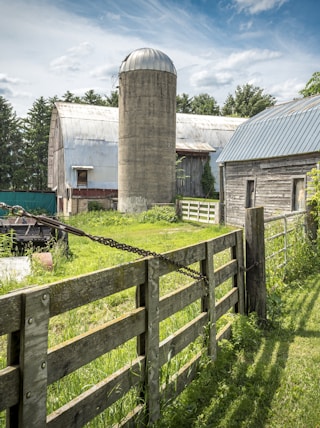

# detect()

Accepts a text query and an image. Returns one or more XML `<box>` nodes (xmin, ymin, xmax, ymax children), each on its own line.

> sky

<box><xmin>0</xmin><ymin>0</ymin><xmax>319</xmax><ymax>117</ymax></box>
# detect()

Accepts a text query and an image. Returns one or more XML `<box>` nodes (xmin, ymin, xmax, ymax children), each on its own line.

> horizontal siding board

<box><xmin>224</xmin><ymin>153</ymin><xmax>320</xmax><ymax>225</ymax></box>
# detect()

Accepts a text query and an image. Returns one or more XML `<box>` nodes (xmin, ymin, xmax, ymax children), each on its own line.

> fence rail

<box><xmin>0</xmin><ymin>229</ymin><xmax>244</xmax><ymax>427</ymax></box>
<box><xmin>264</xmin><ymin>210</ymin><xmax>306</xmax><ymax>269</ymax></box>
<box><xmin>179</xmin><ymin>200</ymin><xmax>220</xmax><ymax>224</ymax></box>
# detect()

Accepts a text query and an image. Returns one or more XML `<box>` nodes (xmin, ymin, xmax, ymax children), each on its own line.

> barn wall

<box><xmin>224</xmin><ymin>153</ymin><xmax>320</xmax><ymax>226</ymax></box>
<box><xmin>176</xmin><ymin>153</ymin><xmax>209</xmax><ymax>197</ymax></box>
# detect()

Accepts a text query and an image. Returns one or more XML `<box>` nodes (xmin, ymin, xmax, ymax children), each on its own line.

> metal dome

<box><xmin>119</xmin><ymin>48</ymin><xmax>176</xmax><ymax>75</ymax></box>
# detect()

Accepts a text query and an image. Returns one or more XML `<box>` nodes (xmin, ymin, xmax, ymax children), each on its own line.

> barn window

<box><xmin>245</xmin><ymin>179</ymin><xmax>255</xmax><ymax>208</ymax></box>
<box><xmin>292</xmin><ymin>178</ymin><xmax>305</xmax><ymax>211</ymax></box>
<box><xmin>77</xmin><ymin>170</ymin><xmax>88</xmax><ymax>186</ymax></box>
<box><xmin>72</xmin><ymin>166</ymin><xmax>94</xmax><ymax>187</ymax></box>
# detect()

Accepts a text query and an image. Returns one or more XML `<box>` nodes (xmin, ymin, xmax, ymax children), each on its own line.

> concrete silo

<box><xmin>118</xmin><ymin>47</ymin><xmax>177</xmax><ymax>213</ymax></box>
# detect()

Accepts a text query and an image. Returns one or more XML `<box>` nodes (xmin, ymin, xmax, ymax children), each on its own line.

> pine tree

<box><xmin>23</xmin><ymin>97</ymin><xmax>53</xmax><ymax>190</ymax></box>
<box><xmin>0</xmin><ymin>96</ymin><xmax>23</xmax><ymax>189</ymax></box>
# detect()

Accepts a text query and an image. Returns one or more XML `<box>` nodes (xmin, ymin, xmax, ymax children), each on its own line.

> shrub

<box><xmin>137</xmin><ymin>206</ymin><xmax>178</xmax><ymax>224</ymax></box>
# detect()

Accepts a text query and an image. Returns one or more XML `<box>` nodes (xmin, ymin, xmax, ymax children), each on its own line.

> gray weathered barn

<box><xmin>217</xmin><ymin>94</ymin><xmax>320</xmax><ymax>226</ymax></box>
<box><xmin>48</xmin><ymin>102</ymin><xmax>245</xmax><ymax>215</ymax></box>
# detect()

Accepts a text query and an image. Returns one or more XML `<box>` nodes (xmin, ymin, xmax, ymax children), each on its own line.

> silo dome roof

<box><xmin>119</xmin><ymin>48</ymin><xmax>176</xmax><ymax>75</ymax></box>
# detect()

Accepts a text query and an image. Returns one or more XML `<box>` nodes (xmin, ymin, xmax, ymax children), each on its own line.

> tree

<box><xmin>201</xmin><ymin>160</ymin><xmax>216</xmax><ymax>198</ymax></box>
<box><xmin>105</xmin><ymin>90</ymin><xmax>118</xmax><ymax>107</ymax></box>
<box><xmin>222</xmin><ymin>84</ymin><xmax>275</xmax><ymax>117</ymax></box>
<box><xmin>23</xmin><ymin>97</ymin><xmax>53</xmax><ymax>190</ymax></box>
<box><xmin>176</xmin><ymin>93</ymin><xmax>192</xmax><ymax>113</ymax></box>
<box><xmin>191</xmin><ymin>93</ymin><xmax>220</xmax><ymax>115</ymax></box>
<box><xmin>299</xmin><ymin>72</ymin><xmax>320</xmax><ymax>97</ymax></box>
<box><xmin>0</xmin><ymin>97</ymin><xmax>23</xmax><ymax>189</ymax></box>
<box><xmin>82</xmin><ymin>89</ymin><xmax>106</xmax><ymax>106</ymax></box>
<box><xmin>61</xmin><ymin>91</ymin><xmax>82</xmax><ymax>104</ymax></box>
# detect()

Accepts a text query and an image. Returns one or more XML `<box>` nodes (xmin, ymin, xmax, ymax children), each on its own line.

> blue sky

<box><xmin>0</xmin><ymin>0</ymin><xmax>319</xmax><ymax>116</ymax></box>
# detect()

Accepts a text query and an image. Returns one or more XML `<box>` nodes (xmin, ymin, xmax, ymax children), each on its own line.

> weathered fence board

<box><xmin>0</xmin><ymin>293</ymin><xmax>21</xmax><ymax>335</ymax></box>
<box><xmin>161</xmin><ymin>351</ymin><xmax>202</xmax><ymax>402</ymax></box>
<box><xmin>214</xmin><ymin>259</ymin><xmax>238</xmax><ymax>286</ymax></box>
<box><xmin>159</xmin><ymin>280</ymin><xmax>205</xmax><ymax>321</ymax></box>
<box><xmin>49</xmin><ymin>260</ymin><xmax>146</xmax><ymax>316</ymax></box>
<box><xmin>1</xmin><ymin>228</ymin><xmax>245</xmax><ymax>427</ymax></box>
<box><xmin>47</xmin><ymin>356</ymin><xmax>145</xmax><ymax>428</ymax></box>
<box><xmin>159</xmin><ymin>313</ymin><xmax>208</xmax><ymax>366</ymax></box>
<box><xmin>0</xmin><ymin>366</ymin><xmax>20</xmax><ymax>411</ymax></box>
<box><xmin>216</xmin><ymin>287</ymin><xmax>239</xmax><ymax>319</ymax></box>
<box><xmin>47</xmin><ymin>308</ymin><xmax>145</xmax><ymax>385</ymax></box>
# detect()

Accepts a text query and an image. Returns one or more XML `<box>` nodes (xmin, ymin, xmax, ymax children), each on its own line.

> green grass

<box><xmin>155</xmin><ymin>274</ymin><xmax>320</xmax><ymax>428</ymax></box>
<box><xmin>2</xmin><ymin>208</ymin><xmax>319</xmax><ymax>427</ymax></box>
<box><xmin>0</xmin><ymin>208</ymin><xmax>234</xmax><ymax>427</ymax></box>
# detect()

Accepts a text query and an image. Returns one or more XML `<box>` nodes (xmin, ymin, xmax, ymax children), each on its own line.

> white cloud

<box><xmin>0</xmin><ymin>0</ymin><xmax>319</xmax><ymax>116</ymax></box>
<box><xmin>233</xmin><ymin>0</ymin><xmax>289</xmax><ymax>14</ymax></box>
<box><xmin>218</xmin><ymin>49</ymin><xmax>283</xmax><ymax>70</ymax></box>
<box><xmin>0</xmin><ymin>73</ymin><xmax>24</xmax><ymax>84</ymax></box>
<box><xmin>90</xmin><ymin>65</ymin><xmax>119</xmax><ymax>81</ymax></box>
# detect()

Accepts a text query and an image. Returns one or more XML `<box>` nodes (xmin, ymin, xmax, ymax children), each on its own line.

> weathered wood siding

<box><xmin>176</xmin><ymin>154</ymin><xmax>209</xmax><ymax>197</ymax></box>
<box><xmin>224</xmin><ymin>153</ymin><xmax>320</xmax><ymax>226</ymax></box>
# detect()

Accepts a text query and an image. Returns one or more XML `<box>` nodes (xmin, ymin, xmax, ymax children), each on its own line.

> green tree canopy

<box><xmin>61</xmin><ymin>91</ymin><xmax>82</xmax><ymax>104</ymax></box>
<box><xmin>222</xmin><ymin>84</ymin><xmax>275</xmax><ymax>117</ymax></box>
<box><xmin>82</xmin><ymin>89</ymin><xmax>106</xmax><ymax>105</ymax></box>
<box><xmin>23</xmin><ymin>97</ymin><xmax>53</xmax><ymax>190</ymax></box>
<box><xmin>0</xmin><ymin>96</ymin><xmax>23</xmax><ymax>189</ymax></box>
<box><xmin>299</xmin><ymin>72</ymin><xmax>320</xmax><ymax>97</ymax></box>
<box><xmin>176</xmin><ymin>93</ymin><xmax>192</xmax><ymax>113</ymax></box>
<box><xmin>105</xmin><ymin>90</ymin><xmax>118</xmax><ymax>107</ymax></box>
<box><xmin>190</xmin><ymin>93</ymin><xmax>220</xmax><ymax>116</ymax></box>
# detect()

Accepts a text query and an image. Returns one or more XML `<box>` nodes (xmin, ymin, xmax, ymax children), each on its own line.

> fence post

<box><xmin>245</xmin><ymin>207</ymin><xmax>266</xmax><ymax>322</ymax></box>
<box><xmin>136</xmin><ymin>257</ymin><xmax>161</xmax><ymax>424</ymax></box>
<box><xmin>201</xmin><ymin>242</ymin><xmax>216</xmax><ymax>359</ymax></box>
<box><xmin>7</xmin><ymin>287</ymin><xmax>50</xmax><ymax>427</ymax></box>
<box><xmin>232</xmin><ymin>230</ymin><xmax>245</xmax><ymax>314</ymax></box>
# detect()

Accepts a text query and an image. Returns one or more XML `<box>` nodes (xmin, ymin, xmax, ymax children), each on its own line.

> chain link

<box><xmin>0</xmin><ymin>202</ymin><xmax>207</xmax><ymax>283</ymax></box>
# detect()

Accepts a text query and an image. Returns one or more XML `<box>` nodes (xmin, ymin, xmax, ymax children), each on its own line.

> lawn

<box><xmin>155</xmin><ymin>273</ymin><xmax>320</xmax><ymax>428</ymax></box>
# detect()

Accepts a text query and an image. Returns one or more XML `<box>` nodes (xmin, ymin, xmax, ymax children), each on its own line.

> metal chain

<box><xmin>0</xmin><ymin>202</ymin><xmax>207</xmax><ymax>283</ymax></box>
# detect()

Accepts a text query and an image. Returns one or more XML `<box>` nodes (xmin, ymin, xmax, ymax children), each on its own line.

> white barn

<box><xmin>48</xmin><ymin>102</ymin><xmax>245</xmax><ymax>215</ymax></box>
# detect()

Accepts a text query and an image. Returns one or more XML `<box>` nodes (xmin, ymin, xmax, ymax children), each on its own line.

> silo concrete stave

<box><xmin>118</xmin><ymin>48</ymin><xmax>177</xmax><ymax>213</ymax></box>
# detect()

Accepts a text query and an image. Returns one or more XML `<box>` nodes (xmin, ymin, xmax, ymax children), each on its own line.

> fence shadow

<box><xmin>157</xmin><ymin>275</ymin><xmax>320</xmax><ymax>428</ymax></box>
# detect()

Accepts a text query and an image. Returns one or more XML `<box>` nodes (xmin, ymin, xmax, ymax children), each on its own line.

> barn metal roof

<box><xmin>50</xmin><ymin>102</ymin><xmax>244</xmax><ymax>151</ymax></box>
<box><xmin>176</xmin><ymin>113</ymin><xmax>246</xmax><ymax>151</ymax></box>
<box><xmin>217</xmin><ymin>94</ymin><xmax>320</xmax><ymax>163</ymax></box>
<box><xmin>119</xmin><ymin>47</ymin><xmax>177</xmax><ymax>75</ymax></box>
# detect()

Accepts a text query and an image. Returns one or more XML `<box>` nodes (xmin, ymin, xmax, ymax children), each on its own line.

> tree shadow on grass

<box><xmin>157</xmin><ymin>276</ymin><xmax>320</xmax><ymax>428</ymax></box>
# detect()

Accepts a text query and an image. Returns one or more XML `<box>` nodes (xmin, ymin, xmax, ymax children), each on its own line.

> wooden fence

<box><xmin>0</xmin><ymin>229</ymin><xmax>245</xmax><ymax>427</ymax></box>
<box><xmin>178</xmin><ymin>200</ymin><xmax>220</xmax><ymax>224</ymax></box>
